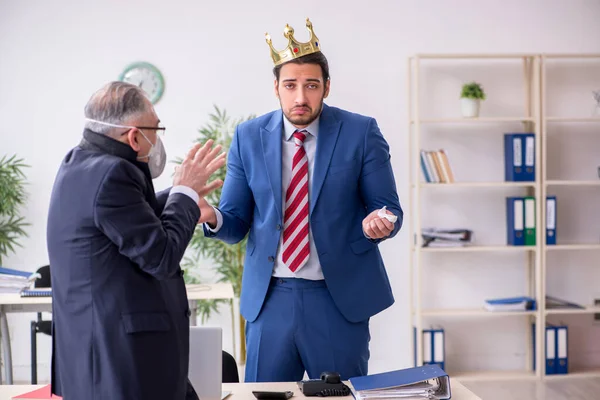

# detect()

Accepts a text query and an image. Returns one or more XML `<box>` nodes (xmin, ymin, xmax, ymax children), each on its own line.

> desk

<box><xmin>0</xmin><ymin>380</ymin><xmax>482</xmax><ymax>399</ymax></box>
<box><xmin>0</xmin><ymin>283</ymin><xmax>234</xmax><ymax>385</ymax></box>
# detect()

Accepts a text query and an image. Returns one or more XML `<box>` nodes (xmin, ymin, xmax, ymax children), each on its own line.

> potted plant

<box><xmin>460</xmin><ymin>82</ymin><xmax>486</xmax><ymax>118</ymax></box>
<box><xmin>0</xmin><ymin>155</ymin><xmax>29</xmax><ymax>265</ymax></box>
<box><xmin>177</xmin><ymin>105</ymin><xmax>255</xmax><ymax>364</ymax></box>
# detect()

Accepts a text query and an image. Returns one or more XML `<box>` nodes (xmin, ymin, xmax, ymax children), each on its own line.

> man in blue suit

<box><xmin>200</xmin><ymin>19</ymin><xmax>403</xmax><ymax>382</ymax></box>
<box><xmin>46</xmin><ymin>81</ymin><xmax>225</xmax><ymax>399</ymax></box>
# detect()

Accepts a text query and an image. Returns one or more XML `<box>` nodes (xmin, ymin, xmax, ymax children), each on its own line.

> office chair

<box><xmin>222</xmin><ymin>350</ymin><xmax>239</xmax><ymax>383</ymax></box>
<box><xmin>30</xmin><ymin>265</ymin><xmax>51</xmax><ymax>384</ymax></box>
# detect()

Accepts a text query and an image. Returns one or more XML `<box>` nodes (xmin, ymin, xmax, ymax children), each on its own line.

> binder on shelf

<box><xmin>506</xmin><ymin>197</ymin><xmax>525</xmax><ymax>245</ymax></box>
<box><xmin>504</xmin><ymin>133</ymin><xmax>523</xmax><ymax>181</ymax></box>
<box><xmin>546</xmin><ymin>324</ymin><xmax>557</xmax><ymax>375</ymax></box>
<box><xmin>532</xmin><ymin>323</ymin><xmax>560</xmax><ymax>375</ymax></box>
<box><xmin>524</xmin><ymin>196</ymin><xmax>536</xmax><ymax>246</ymax></box>
<box><xmin>546</xmin><ymin>196</ymin><xmax>557</xmax><ymax>245</ymax></box>
<box><xmin>423</xmin><ymin>329</ymin><xmax>432</xmax><ymax>365</ymax></box>
<box><xmin>503</xmin><ymin>133</ymin><xmax>535</xmax><ymax>182</ymax></box>
<box><xmin>523</xmin><ymin>133</ymin><xmax>536</xmax><ymax>181</ymax></box>
<box><xmin>485</xmin><ymin>296</ymin><xmax>536</xmax><ymax>312</ymax></box>
<box><xmin>556</xmin><ymin>325</ymin><xmax>568</xmax><ymax>374</ymax></box>
<box><xmin>413</xmin><ymin>327</ymin><xmax>445</xmax><ymax>371</ymax></box>
<box><xmin>431</xmin><ymin>329</ymin><xmax>445</xmax><ymax>372</ymax></box>
<box><xmin>349</xmin><ymin>365</ymin><xmax>451</xmax><ymax>400</ymax></box>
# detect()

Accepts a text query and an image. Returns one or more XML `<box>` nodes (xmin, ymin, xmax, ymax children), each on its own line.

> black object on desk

<box><xmin>252</xmin><ymin>391</ymin><xmax>294</xmax><ymax>399</ymax></box>
<box><xmin>298</xmin><ymin>372</ymin><xmax>351</xmax><ymax>397</ymax></box>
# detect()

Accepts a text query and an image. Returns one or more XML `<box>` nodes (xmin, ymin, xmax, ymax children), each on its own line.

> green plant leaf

<box><xmin>460</xmin><ymin>81</ymin><xmax>486</xmax><ymax>100</ymax></box>
<box><xmin>0</xmin><ymin>155</ymin><xmax>29</xmax><ymax>264</ymax></box>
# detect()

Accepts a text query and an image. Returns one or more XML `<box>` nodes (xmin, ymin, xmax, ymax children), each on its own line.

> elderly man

<box><xmin>46</xmin><ymin>81</ymin><xmax>225</xmax><ymax>399</ymax></box>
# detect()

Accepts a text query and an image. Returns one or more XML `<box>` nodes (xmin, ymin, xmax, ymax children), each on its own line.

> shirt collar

<box><xmin>282</xmin><ymin>113</ymin><xmax>320</xmax><ymax>141</ymax></box>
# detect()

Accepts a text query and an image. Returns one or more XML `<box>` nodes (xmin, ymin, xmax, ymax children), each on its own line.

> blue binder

<box><xmin>506</xmin><ymin>197</ymin><xmax>525</xmax><ymax>245</ymax></box>
<box><xmin>522</xmin><ymin>133</ymin><xmax>535</xmax><ymax>181</ymax></box>
<box><xmin>532</xmin><ymin>323</ymin><xmax>558</xmax><ymax>375</ymax></box>
<box><xmin>349</xmin><ymin>365</ymin><xmax>451</xmax><ymax>399</ymax></box>
<box><xmin>546</xmin><ymin>196</ymin><xmax>557</xmax><ymax>245</ymax></box>
<box><xmin>0</xmin><ymin>266</ymin><xmax>34</xmax><ymax>278</ymax></box>
<box><xmin>504</xmin><ymin>133</ymin><xmax>535</xmax><ymax>181</ymax></box>
<box><xmin>556</xmin><ymin>325</ymin><xmax>568</xmax><ymax>374</ymax></box>
<box><xmin>413</xmin><ymin>327</ymin><xmax>445</xmax><ymax>371</ymax></box>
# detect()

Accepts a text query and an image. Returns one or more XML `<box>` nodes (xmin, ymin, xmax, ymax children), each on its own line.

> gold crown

<box><xmin>265</xmin><ymin>18</ymin><xmax>321</xmax><ymax>66</ymax></box>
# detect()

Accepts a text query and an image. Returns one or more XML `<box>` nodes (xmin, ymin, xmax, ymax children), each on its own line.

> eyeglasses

<box><xmin>120</xmin><ymin>123</ymin><xmax>166</xmax><ymax>136</ymax></box>
<box><xmin>135</xmin><ymin>123</ymin><xmax>166</xmax><ymax>133</ymax></box>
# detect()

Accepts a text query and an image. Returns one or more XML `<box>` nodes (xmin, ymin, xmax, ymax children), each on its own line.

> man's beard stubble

<box><xmin>281</xmin><ymin>99</ymin><xmax>324</xmax><ymax>127</ymax></box>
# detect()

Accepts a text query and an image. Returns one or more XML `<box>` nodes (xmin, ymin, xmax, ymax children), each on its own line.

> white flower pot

<box><xmin>461</xmin><ymin>98</ymin><xmax>480</xmax><ymax>118</ymax></box>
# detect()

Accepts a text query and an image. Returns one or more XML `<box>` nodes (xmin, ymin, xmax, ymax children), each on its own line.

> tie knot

<box><xmin>293</xmin><ymin>130</ymin><xmax>307</xmax><ymax>145</ymax></box>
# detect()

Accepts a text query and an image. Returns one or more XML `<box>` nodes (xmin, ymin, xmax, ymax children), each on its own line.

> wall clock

<box><xmin>119</xmin><ymin>61</ymin><xmax>165</xmax><ymax>104</ymax></box>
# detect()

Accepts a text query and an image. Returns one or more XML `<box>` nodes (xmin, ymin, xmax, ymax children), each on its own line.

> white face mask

<box><xmin>84</xmin><ymin>118</ymin><xmax>167</xmax><ymax>179</ymax></box>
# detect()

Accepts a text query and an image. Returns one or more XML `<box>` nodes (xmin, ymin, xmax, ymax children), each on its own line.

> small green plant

<box><xmin>0</xmin><ymin>155</ymin><xmax>29</xmax><ymax>265</ymax></box>
<box><xmin>460</xmin><ymin>82</ymin><xmax>486</xmax><ymax>100</ymax></box>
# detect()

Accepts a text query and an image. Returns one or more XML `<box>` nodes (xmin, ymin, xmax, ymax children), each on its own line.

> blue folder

<box><xmin>349</xmin><ymin>365</ymin><xmax>451</xmax><ymax>399</ymax></box>
<box><xmin>556</xmin><ymin>325</ymin><xmax>568</xmax><ymax>374</ymax></box>
<box><xmin>504</xmin><ymin>133</ymin><xmax>535</xmax><ymax>182</ymax></box>
<box><xmin>506</xmin><ymin>197</ymin><xmax>525</xmax><ymax>245</ymax></box>
<box><xmin>546</xmin><ymin>196</ymin><xmax>557</xmax><ymax>245</ymax></box>
<box><xmin>0</xmin><ymin>266</ymin><xmax>34</xmax><ymax>278</ymax></box>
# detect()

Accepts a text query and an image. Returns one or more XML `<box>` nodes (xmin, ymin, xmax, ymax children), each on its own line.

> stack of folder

<box><xmin>0</xmin><ymin>267</ymin><xmax>39</xmax><ymax>294</ymax></box>
<box><xmin>349</xmin><ymin>365</ymin><xmax>451</xmax><ymax>400</ymax></box>
<box><xmin>484</xmin><ymin>296</ymin><xmax>536</xmax><ymax>312</ymax></box>
<box><xmin>421</xmin><ymin>228</ymin><xmax>473</xmax><ymax>248</ymax></box>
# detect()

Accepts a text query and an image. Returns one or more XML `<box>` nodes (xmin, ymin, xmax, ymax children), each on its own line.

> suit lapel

<box><xmin>311</xmin><ymin>104</ymin><xmax>341</xmax><ymax>215</ymax></box>
<box><xmin>261</xmin><ymin>110</ymin><xmax>284</xmax><ymax>220</ymax></box>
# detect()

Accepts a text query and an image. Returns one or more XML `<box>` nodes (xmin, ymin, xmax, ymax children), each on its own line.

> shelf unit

<box><xmin>408</xmin><ymin>53</ymin><xmax>600</xmax><ymax>381</ymax></box>
<box><xmin>539</xmin><ymin>53</ymin><xmax>600</xmax><ymax>379</ymax></box>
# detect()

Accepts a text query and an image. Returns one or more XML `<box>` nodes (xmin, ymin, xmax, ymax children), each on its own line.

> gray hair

<box><xmin>84</xmin><ymin>81</ymin><xmax>150</xmax><ymax>138</ymax></box>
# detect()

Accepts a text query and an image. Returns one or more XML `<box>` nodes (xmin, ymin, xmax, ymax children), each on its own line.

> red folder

<box><xmin>13</xmin><ymin>385</ymin><xmax>62</xmax><ymax>399</ymax></box>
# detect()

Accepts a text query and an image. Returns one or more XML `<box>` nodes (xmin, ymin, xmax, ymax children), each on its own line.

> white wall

<box><xmin>1</xmin><ymin>0</ymin><xmax>600</xmax><ymax>383</ymax></box>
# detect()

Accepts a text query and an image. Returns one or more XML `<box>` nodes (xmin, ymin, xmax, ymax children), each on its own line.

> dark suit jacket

<box><xmin>47</xmin><ymin>129</ymin><xmax>200</xmax><ymax>399</ymax></box>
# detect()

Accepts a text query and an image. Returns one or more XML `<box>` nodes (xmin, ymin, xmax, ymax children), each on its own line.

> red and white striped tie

<box><xmin>282</xmin><ymin>130</ymin><xmax>310</xmax><ymax>272</ymax></box>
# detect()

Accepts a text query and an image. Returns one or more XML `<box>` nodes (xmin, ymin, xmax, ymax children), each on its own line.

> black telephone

<box><xmin>298</xmin><ymin>372</ymin><xmax>351</xmax><ymax>397</ymax></box>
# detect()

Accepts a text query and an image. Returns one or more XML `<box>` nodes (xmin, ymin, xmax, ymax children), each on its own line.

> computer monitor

<box><xmin>188</xmin><ymin>326</ymin><xmax>232</xmax><ymax>400</ymax></box>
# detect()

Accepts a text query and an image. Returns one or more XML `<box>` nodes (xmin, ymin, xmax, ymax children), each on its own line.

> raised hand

<box><xmin>174</xmin><ymin>140</ymin><xmax>226</xmax><ymax>197</ymax></box>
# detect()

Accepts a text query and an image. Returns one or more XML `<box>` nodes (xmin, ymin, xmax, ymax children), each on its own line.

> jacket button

<box><xmin>186</xmin><ymin>309</ymin><xmax>192</xmax><ymax>317</ymax></box>
<box><xmin>276</xmin><ymin>224</ymin><xmax>282</xmax><ymax>231</ymax></box>
<box><xmin>268</xmin><ymin>256</ymin><xmax>274</xmax><ymax>262</ymax></box>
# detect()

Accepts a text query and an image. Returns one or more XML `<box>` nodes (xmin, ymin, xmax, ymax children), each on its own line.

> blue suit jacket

<box><xmin>47</xmin><ymin>130</ymin><xmax>199</xmax><ymax>400</ymax></box>
<box><xmin>205</xmin><ymin>104</ymin><xmax>403</xmax><ymax>323</ymax></box>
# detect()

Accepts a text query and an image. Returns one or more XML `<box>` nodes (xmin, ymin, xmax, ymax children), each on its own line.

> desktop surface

<box><xmin>5</xmin><ymin>381</ymin><xmax>481</xmax><ymax>400</ymax></box>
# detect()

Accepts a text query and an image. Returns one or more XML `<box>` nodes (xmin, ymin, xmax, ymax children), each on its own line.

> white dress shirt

<box><xmin>207</xmin><ymin>115</ymin><xmax>324</xmax><ymax>280</ymax></box>
<box><xmin>169</xmin><ymin>185</ymin><xmax>199</xmax><ymax>205</ymax></box>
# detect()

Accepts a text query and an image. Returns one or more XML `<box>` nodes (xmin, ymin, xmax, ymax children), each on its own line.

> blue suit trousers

<box><xmin>244</xmin><ymin>277</ymin><xmax>370</xmax><ymax>382</ymax></box>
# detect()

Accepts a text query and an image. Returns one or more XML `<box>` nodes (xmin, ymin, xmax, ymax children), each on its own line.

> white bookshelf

<box><xmin>540</xmin><ymin>53</ymin><xmax>600</xmax><ymax>379</ymax></box>
<box><xmin>408</xmin><ymin>52</ymin><xmax>600</xmax><ymax>380</ymax></box>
